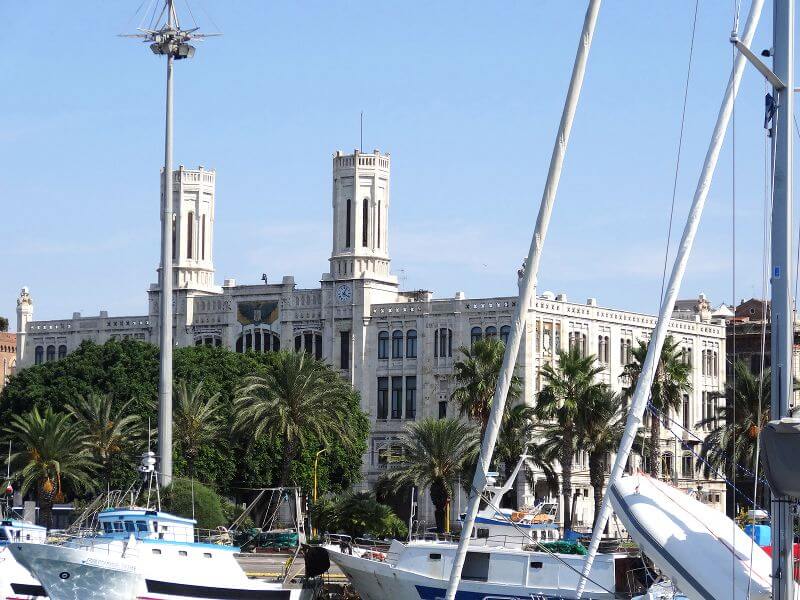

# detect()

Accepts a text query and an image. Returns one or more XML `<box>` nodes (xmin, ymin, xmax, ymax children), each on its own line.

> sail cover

<box><xmin>609</xmin><ymin>474</ymin><xmax>771</xmax><ymax>600</ymax></box>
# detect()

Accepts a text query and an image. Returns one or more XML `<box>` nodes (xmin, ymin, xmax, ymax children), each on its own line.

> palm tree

<box><xmin>699</xmin><ymin>360</ymin><xmax>770</xmax><ymax>481</ymax></box>
<box><xmin>495</xmin><ymin>404</ymin><xmax>557</xmax><ymax>509</ymax></box>
<box><xmin>65</xmin><ymin>393</ymin><xmax>142</xmax><ymax>491</ymax></box>
<box><xmin>576</xmin><ymin>388</ymin><xmax>625</xmax><ymax>528</ymax></box>
<box><xmin>622</xmin><ymin>335</ymin><xmax>692</xmax><ymax>478</ymax></box>
<box><xmin>451</xmin><ymin>337</ymin><xmax>522</xmax><ymax>437</ymax></box>
<box><xmin>174</xmin><ymin>380</ymin><xmax>223</xmax><ymax>478</ymax></box>
<box><xmin>234</xmin><ymin>351</ymin><xmax>356</xmax><ymax>487</ymax></box>
<box><xmin>383</xmin><ymin>418</ymin><xmax>479</xmax><ymax>533</ymax></box>
<box><xmin>5</xmin><ymin>407</ymin><xmax>97</xmax><ymax>529</ymax></box>
<box><xmin>536</xmin><ymin>347</ymin><xmax>605</xmax><ymax>531</ymax></box>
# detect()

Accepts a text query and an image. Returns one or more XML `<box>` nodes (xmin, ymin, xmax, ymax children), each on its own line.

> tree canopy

<box><xmin>0</xmin><ymin>339</ymin><xmax>369</xmax><ymax>501</ymax></box>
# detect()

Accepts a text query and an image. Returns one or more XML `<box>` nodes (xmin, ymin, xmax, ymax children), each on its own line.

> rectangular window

<box><xmin>304</xmin><ymin>333</ymin><xmax>313</xmax><ymax>354</ymax></box>
<box><xmin>345</xmin><ymin>199</ymin><xmax>351</xmax><ymax>248</ymax></box>
<box><xmin>439</xmin><ymin>400</ymin><xmax>447</xmax><ymax>419</ymax></box>
<box><xmin>682</xmin><ymin>394</ymin><xmax>690</xmax><ymax>430</ymax></box>
<box><xmin>201</xmin><ymin>215</ymin><xmax>206</xmax><ymax>260</ymax></box>
<box><xmin>405</xmin><ymin>376</ymin><xmax>417</xmax><ymax>419</ymax></box>
<box><xmin>391</xmin><ymin>377</ymin><xmax>403</xmax><ymax>419</ymax></box>
<box><xmin>340</xmin><ymin>331</ymin><xmax>350</xmax><ymax>370</ymax></box>
<box><xmin>187</xmin><ymin>212</ymin><xmax>194</xmax><ymax>259</ymax></box>
<box><xmin>378</xmin><ymin>333</ymin><xmax>389</xmax><ymax>359</ymax></box>
<box><xmin>377</xmin><ymin>378</ymin><xmax>388</xmax><ymax>419</ymax></box>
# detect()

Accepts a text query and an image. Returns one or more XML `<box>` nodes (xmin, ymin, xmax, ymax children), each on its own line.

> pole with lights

<box><xmin>125</xmin><ymin>0</ymin><xmax>214</xmax><ymax>487</ymax></box>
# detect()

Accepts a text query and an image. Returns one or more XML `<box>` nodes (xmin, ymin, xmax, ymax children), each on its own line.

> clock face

<box><xmin>336</xmin><ymin>284</ymin><xmax>353</xmax><ymax>303</ymax></box>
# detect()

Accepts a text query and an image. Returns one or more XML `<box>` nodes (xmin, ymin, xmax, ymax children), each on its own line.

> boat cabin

<box><xmin>98</xmin><ymin>509</ymin><xmax>196</xmax><ymax>543</ymax></box>
<box><xmin>0</xmin><ymin>519</ymin><xmax>46</xmax><ymax>544</ymax></box>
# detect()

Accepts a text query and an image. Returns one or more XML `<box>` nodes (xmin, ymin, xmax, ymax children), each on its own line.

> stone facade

<box><xmin>0</xmin><ymin>331</ymin><xmax>15</xmax><ymax>393</ymax></box>
<box><xmin>15</xmin><ymin>149</ymin><xmax>728</xmax><ymax>527</ymax></box>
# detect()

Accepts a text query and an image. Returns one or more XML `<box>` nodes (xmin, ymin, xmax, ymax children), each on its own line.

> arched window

<box><xmin>471</xmin><ymin>327</ymin><xmax>482</xmax><ymax>345</ymax></box>
<box><xmin>391</xmin><ymin>330</ymin><xmax>403</xmax><ymax>358</ymax></box>
<box><xmin>362</xmin><ymin>199</ymin><xmax>369</xmax><ymax>247</ymax></box>
<box><xmin>378</xmin><ymin>331</ymin><xmax>389</xmax><ymax>359</ymax></box>
<box><xmin>294</xmin><ymin>332</ymin><xmax>322</xmax><ymax>359</ymax></box>
<box><xmin>661</xmin><ymin>453</ymin><xmax>674</xmax><ymax>479</ymax></box>
<box><xmin>485</xmin><ymin>326</ymin><xmax>497</xmax><ymax>339</ymax></box>
<box><xmin>406</xmin><ymin>329</ymin><xmax>417</xmax><ymax>358</ymax></box>
<box><xmin>34</xmin><ymin>346</ymin><xmax>44</xmax><ymax>365</ymax></box>
<box><xmin>345</xmin><ymin>199</ymin><xmax>352</xmax><ymax>248</ymax></box>
<box><xmin>57</xmin><ymin>345</ymin><xmax>67</xmax><ymax>360</ymax></box>
<box><xmin>46</xmin><ymin>345</ymin><xmax>55</xmax><ymax>362</ymax></box>
<box><xmin>500</xmin><ymin>325</ymin><xmax>510</xmax><ymax>345</ymax></box>
<box><xmin>237</xmin><ymin>328</ymin><xmax>280</xmax><ymax>354</ymax></box>
<box><xmin>187</xmin><ymin>211</ymin><xmax>194</xmax><ymax>259</ymax></box>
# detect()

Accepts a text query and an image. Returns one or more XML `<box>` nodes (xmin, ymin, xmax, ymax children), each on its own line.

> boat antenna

<box><xmin>577</xmin><ymin>0</ymin><xmax>766</xmax><ymax>595</ymax></box>
<box><xmin>443</xmin><ymin>2</ymin><xmax>601</xmax><ymax>597</ymax></box>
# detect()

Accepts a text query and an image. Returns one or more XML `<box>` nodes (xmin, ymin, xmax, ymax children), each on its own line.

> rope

<box><xmin>659</xmin><ymin>0</ymin><xmax>700</xmax><ymax>306</ymax></box>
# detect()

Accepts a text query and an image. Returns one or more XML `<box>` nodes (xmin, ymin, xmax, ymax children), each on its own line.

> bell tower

<box><xmin>330</xmin><ymin>150</ymin><xmax>394</xmax><ymax>283</ymax></box>
<box><xmin>160</xmin><ymin>165</ymin><xmax>218</xmax><ymax>292</ymax></box>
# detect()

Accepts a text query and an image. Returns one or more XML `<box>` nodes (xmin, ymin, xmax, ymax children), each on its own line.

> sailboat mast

<box><xmin>770</xmin><ymin>0</ymin><xmax>794</xmax><ymax>597</ymax></box>
<box><xmin>442</xmin><ymin>2</ymin><xmax>602</xmax><ymax>598</ymax></box>
<box><xmin>576</xmin><ymin>0</ymin><xmax>766</xmax><ymax>596</ymax></box>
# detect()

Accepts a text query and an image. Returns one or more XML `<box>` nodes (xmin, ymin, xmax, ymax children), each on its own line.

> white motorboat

<box><xmin>10</xmin><ymin>507</ymin><xmax>308</xmax><ymax>600</ymax></box>
<box><xmin>324</xmin><ymin>536</ymin><xmax>645</xmax><ymax>600</ymax></box>
<box><xmin>0</xmin><ymin>519</ymin><xmax>47</xmax><ymax>600</ymax></box>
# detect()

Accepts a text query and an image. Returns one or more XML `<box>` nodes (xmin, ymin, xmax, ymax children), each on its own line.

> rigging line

<box><xmin>124</xmin><ymin>0</ymin><xmax>149</xmax><ymax>32</ymax></box>
<box><xmin>646</xmin><ymin>405</ymin><xmax>762</xmax><ymax>509</ymax></box>
<box><xmin>792</xmin><ymin>112</ymin><xmax>800</xmax><ymax>309</ymax></box>
<box><xmin>196</xmin><ymin>1</ymin><xmax>223</xmax><ymax>35</ymax></box>
<box><xmin>183</xmin><ymin>0</ymin><xmax>199</xmax><ymax>30</ymax></box>
<box><xmin>648</xmin><ymin>398</ymin><xmax>768</xmax><ymax>485</ymax></box>
<box><xmin>659</xmin><ymin>0</ymin><xmax>700</xmax><ymax>306</ymax></box>
<box><xmin>748</xmin><ymin>81</ymin><xmax>777</xmax><ymax>600</ymax></box>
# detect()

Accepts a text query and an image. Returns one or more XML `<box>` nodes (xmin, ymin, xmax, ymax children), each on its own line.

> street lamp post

<box><xmin>124</xmin><ymin>0</ymin><xmax>213</xmax><ymax>487</ymax></box>
<box><xmin>311</xmin><ymin>448</ymin><xmax>327</xmax><ymax>537</ymax></box>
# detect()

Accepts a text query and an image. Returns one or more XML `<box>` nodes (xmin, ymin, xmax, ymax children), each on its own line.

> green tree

<box><xmin>576</xmin><ymin>388</ymin><xmax>625</xmax><ymax>528</ymax></box>
<box><xmin>5</xmin><ymin>407</ymin><xmax>97</xmax><ymax>528</ymax></box>
<box><xmin>311</xmin><ymin>492</ymin><xmax>407</xmax><ymax>539</ymax></box>
<box><xmin>623</xmin><ymin>335</ymin><xmax>692</xmax><ymax>478</ymax></box>
<box><xmin>383</xmin><ymin>418</ymin><xmax>479</xmax><ymax>533</ymax></box>
<box><xmin>495</xmin><ymin>404</ymin><xmax>556</xmax><ymax>509</ymax></box>
<box><xmin>234</xmin><ymin>351</ymin><xmax>364</xmax><ymax>488</ymax></box>
<box><xmin>173</xmin><ymin>380</ymin><xmax>223</xmax><ymax>478</ymax></box>
<box><xmin>536</xmin><ymin>347</ymin><xmax>604</xmax><ymax>531</ymax></box>
<box><xmin>0</xmin><ymin>317</ymin><xmax>8</xmax><ymax>332</ymax></box>
<box><xmin>1</xmin><ymin>341</ymin><xmax>369</xmax><ymax>499</ymax></box>
<box><xmin>699</xmin><ymin>360</ymin><xmax>770</xmax><ymax>480</ymax></box>
<box><xmin>451</xmin><ymin>337</ymin><xmax>522</xmax><ymax>437</ymax></box>
<box><xmin>162</xmin><ymin>479</ymin><xmax>227</xmax><ymax>530</ymax></box>
<box><xmin>65</xmin><ymin>393</ymin><xmax>143</xmax><ymax>491</ymax></box>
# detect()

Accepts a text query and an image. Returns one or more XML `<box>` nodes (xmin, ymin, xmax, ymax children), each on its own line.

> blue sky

<box><xmin>0</xmin><ymin>1</ymin><xmax>793</xmax><ymax>323</ymax></box>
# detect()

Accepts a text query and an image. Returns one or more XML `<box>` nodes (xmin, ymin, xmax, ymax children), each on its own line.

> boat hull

<box><xmin>326</xmin><ymin>544</ymin><xmax>617</xmax><ymax>600</ymax></box>
<box><xmin>0</xmin><ymin>545</ymin><xmax>46</xmax><ymax>599</ymax></box>
<box><xmin>10</xmin><ymin>542</ymin><xmax>304</xmax><ymax>600</ymax></box>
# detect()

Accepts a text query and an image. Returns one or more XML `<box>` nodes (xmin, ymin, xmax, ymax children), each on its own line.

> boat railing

<box><xmin>48</xmin><ymin>527</ymin><xmax>234</xmax><ymax>547</ymax></box>
<box><xmin>324</xmin><ymin>533</ymin><xmax>396</xmax><ymax>563</ymax></box>
<box><xmin>46</xmin><ymin>530</ymin><xmax>140</xmax><ymax>560</ymax></box>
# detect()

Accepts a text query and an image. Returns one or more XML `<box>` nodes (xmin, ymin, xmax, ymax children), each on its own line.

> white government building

<box><xmin>15</xmin><ymin>149</ymin><xmax>728</xmax><ymax>527</ymax></box>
